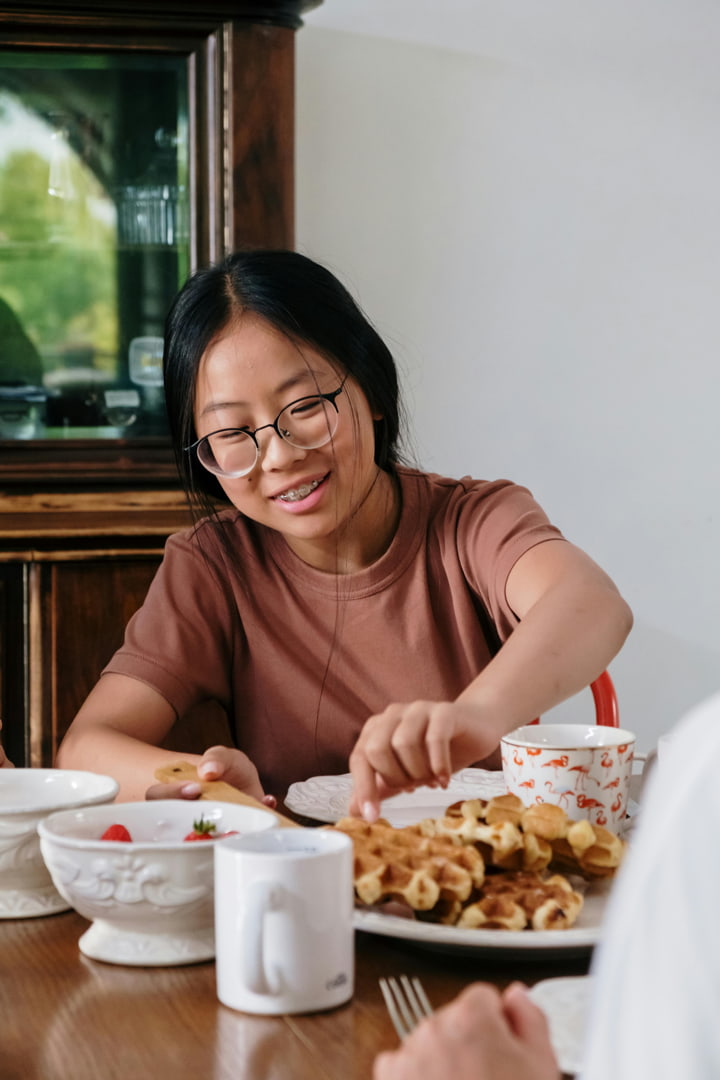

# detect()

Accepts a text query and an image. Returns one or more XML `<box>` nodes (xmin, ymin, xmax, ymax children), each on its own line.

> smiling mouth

<box><xmin>276</xmin><ymin>476</ymin><xmax>325</xmax><ymax>503</ymax></box>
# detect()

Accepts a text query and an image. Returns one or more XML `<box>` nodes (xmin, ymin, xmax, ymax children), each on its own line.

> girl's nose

<box><xmin>257</xmin><ymin>428</ymin><xmax>306</xmax><ymax>471</ymax></box>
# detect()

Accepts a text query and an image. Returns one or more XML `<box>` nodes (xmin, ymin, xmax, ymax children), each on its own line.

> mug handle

<box><xmin>240</xmin><ymin>879</ymin><xmax>283</xmax><ymax>996</ymax></box>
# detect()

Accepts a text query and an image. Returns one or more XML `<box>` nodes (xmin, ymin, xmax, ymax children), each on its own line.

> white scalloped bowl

<box><xmin>38</xmin><ymin>799</ymin><xmax>277</xmax><ymax>966</ymax></box>
<box><xmin>0</xmin><ymin>768</ymin><xmax>119</xmax><ymax>920</ymax></box>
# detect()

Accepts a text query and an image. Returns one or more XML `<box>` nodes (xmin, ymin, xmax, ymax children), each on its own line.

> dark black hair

<box><xmin>163</xmin><ymin>249</ymin><xmax>406</xmax><ymax>519</ymax></box>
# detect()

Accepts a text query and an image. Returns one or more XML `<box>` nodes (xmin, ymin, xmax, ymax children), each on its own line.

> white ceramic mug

<box><xmin>214</xmin><ymin>828</ymin><xmax>354</xmax><ymax>1015</ymax></box>
<box><xmin>501</xmin><ymin>724</ymin><xmax>636</xmax><ymax>828</ymax></box>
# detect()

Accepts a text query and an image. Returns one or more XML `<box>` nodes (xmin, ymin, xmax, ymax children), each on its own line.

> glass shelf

<box><xmin>0</xmin><ymin>49</ymin><xmax>190</xmax><ymax>443</ymax></box>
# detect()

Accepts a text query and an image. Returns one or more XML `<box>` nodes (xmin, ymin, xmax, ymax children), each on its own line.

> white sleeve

<box><xmin>579</xmin><ymin>692</ymin><xmax>720</xmax><ymax>1079</ymax></box>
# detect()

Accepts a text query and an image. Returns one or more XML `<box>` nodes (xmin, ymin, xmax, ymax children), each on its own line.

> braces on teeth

<box><xmin>278</xmin><ymin>479</ymin><xmax>321</xmax><ymax>502</ymax></box>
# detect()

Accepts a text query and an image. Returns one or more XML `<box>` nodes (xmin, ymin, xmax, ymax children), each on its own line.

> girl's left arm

<box><xmin>458</xmin><ymin>538</ymin><xmax>633</xmax><ymax>738</ymax></box>
<box><xmin>349</xmin><ymin>539</ymin><xmax>632</xmax><ymax>818</ymax></box>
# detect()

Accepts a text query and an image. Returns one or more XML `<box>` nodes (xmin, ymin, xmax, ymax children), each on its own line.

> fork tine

<box><xmin>379</xmin><ymin>977</ymin><xmax>412</xmax><ymax>1039</ymax></box>
<box><xmin>399</xmin><ymin>974</ymin><xmax>433</xmax><ymax>1022</ymax></box>
<box><xmin>379</xmin><ymin>975</ymin><xmax>434</xmax><ymax>1040</ymax></box>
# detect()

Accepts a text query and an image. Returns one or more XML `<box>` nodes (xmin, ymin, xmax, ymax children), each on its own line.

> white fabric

<box><xmin>579</xmin><ymin>692</ymin><xmax>720</xmax><ymax>1079</ymax></box>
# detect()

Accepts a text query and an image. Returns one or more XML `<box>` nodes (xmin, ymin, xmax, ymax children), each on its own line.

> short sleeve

<box><xmin>453</xmin><ymin>478</ymin><xmax>565</xmax><ymax>641</ymax></box>
<box><xmin>102</xmin><ymin>525</ymin><xmax>239</xmax><ymax>717</ymax></box>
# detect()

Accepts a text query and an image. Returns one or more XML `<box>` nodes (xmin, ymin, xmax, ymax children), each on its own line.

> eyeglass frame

<box><xmin>186</xmin><ymin>375</ymin><xmax>348</xmax><ymax>479</ymax></box>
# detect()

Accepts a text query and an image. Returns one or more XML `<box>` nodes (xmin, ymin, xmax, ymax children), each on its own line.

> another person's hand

<box><xmin>373</xmin><ymin>982</ymin><xmax>560</xmax><ymax>1080</ymax></box>
<box><xmin>348</xmin><ymin>700</ymin><xmax>503</xmax><ymax>821</ymax></box>
<box><xmin>145</xmin><ymin>745</ymin><xmax>277</xmax><ymax>808</ymax></box>
<box><xmin>0</xmin><ymin>720</ymin><xmax>13</xmax><ymax>768</ymax></box>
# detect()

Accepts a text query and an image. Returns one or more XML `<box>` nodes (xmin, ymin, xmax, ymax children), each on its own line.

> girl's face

<box><xmin>193</xmin><ymin>315</ymin><xmax>397</xmax><ymax>572</ymax></box>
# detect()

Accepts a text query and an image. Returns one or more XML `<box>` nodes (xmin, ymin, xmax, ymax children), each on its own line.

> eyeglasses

<box><xmin>187</xmin><ymin>377</ymin><xmax>347</xmax><ymax>479</ymax></box>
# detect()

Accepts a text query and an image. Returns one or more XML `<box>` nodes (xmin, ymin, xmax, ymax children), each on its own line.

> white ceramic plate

<box><xmin>528</xmin><ymin>975</ymin><xmax>593</xmax><ymax>1074</ymax></box>
<box><xmin>286</xmin><ymin>769</ymin><xmax>639</xmax><ymax>832</ymax></box>
<box><xmin>285</xmin><ymin>768</ymin><xmax>509</xmax><ymax>826</ymax></box>
<box><xmin>287</xmin><ymin>769</ymin><xmax>614</xmax><ymax>956</ymax></box>
<box><xmin>353</xmin><ymin>879</ymin><xmax>610</xmax><ymax>957</ymax></box>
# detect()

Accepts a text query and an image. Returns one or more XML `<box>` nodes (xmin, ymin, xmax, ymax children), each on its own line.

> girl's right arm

<box><xmin>56</xmin><ymin>673</ymin><xmax>202</xmax><ymax>800</ymax></box>
<box><xmin>55</xmin><ymin>673</ymin><xmax>269</xmax><ymax>804</ymax></box>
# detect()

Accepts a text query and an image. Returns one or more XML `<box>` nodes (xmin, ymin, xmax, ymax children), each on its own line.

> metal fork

<box><xmin>379</xmin><ymin>975</ymin><xmax>434</xmax><ymax>1040</ymax></box>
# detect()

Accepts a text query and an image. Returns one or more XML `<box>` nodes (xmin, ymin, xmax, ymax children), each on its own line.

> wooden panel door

<box><xmin>29</xmin><ymin>556</ymin><xmax>161</xmax><ymax>765</ymax></box>
<box><xmin>0</xmin><ymin>563</ymin><xmax>27</xmax><ymax>765</ymax></box>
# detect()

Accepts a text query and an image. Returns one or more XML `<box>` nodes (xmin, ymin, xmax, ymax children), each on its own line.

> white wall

<box><xmin>295</xmin><ymin>21</ymin><xmax>720</xmax><ymax>751</ymax></box>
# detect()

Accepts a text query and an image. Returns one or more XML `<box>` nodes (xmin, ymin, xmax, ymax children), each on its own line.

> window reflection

<box><xmin>0</xmin><ymin>53</ymin><xmax>189</xmax><ymax>440</ymax></box>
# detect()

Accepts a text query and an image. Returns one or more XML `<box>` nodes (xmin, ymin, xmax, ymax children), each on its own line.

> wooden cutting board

<box><xmin>154</xmin><ymin>761</ymin><xmax>299</xmax><ymax>828</ymax></box>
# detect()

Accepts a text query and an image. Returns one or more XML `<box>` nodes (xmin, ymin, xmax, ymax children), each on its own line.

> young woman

<box><xmin>56</xmin><ymin>251</ymin><xmax>632</xmax><ymax>811</ymax></box>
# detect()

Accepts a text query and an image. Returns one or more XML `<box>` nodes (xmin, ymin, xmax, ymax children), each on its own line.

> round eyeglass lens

<box><xmin>197</xmin><ymin>429</ymin><xmax>257</xmax><ymax>477</ymax></box>
<box><xmin>276</xmin><ymin>395</ymin><xmax>339</xmax><ymax>449</ymax></box>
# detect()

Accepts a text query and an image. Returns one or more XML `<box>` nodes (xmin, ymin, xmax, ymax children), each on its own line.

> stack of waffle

<box><xmin>332</xmin><ymin>793</ymin><xmax>626</xmax><ymax>931</ymax></box>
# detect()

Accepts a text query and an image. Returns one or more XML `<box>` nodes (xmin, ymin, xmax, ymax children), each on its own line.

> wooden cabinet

<box><xmin>29</xmin><ymin>555</ymin><xmax>164</xmax><ymax>766</ymax></box>
<box><xmin>0</xmin><ymin>561</ymin><xmax>25</xmax><ymax>765</ymax></box>
<box><xmin>0</xmin><ymin>492</ymin><xmax>192</xmax><ymax>766</ymax></box>
<box><xmin>0</xmin><ymin>0</ymin><xmax>319</xmax><ymax>487</ymax></box>
<box><xmin>0</xmin><ymin>1</ymin><xmax>318</xmax><ymax>764</ymax></box>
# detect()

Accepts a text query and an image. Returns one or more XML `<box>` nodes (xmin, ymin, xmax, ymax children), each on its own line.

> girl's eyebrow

<box><xmin>197</xmin><ymin>369</ymin><xmax>331</xmax><ymax>419</ymax></box>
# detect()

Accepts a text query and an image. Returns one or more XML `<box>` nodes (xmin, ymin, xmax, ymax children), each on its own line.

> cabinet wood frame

<box><xmin>0</xmin><ymin>0</ymin><xmax>313</xmax><ymax>486</ymax></box>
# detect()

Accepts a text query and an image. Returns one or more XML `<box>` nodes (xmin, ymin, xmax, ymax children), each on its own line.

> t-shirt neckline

<box><xmin>263</xmin><ymin>466</ymin><xmax>425</xmax><ymax>599</ymax></box>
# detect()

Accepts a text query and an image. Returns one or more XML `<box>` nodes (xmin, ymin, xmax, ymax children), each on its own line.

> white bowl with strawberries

<box><xmin>0</xmin><ymin>768</ymin><xmax>119</xmax><ymax>919</ymax></box>
<box><xmin>38</xmin><ymin>800</ymin><xmax>277</xmax><ymax>965</ymax></box>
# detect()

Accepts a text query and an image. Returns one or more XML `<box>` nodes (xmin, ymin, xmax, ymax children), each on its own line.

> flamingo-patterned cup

<box><xmin>501</xmin><ymin>724</ymin><xmax>636</xmax><ymax>829</ymax></box>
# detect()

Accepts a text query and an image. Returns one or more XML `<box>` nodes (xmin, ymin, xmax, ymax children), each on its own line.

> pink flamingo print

<box><xmin>600</xmin><ymin>751</ymin><xmax>613</xmax><ymax>768</ymax></box>
<box><xmin>595</xmin><ymin>811</ymin><xmax>607</xmax><ymax>826</ymax></box>
<box><xmin>576</xmin><ymin>794</ymin><xmax>604</xmax><ymax>810</ymax></box>
<box><xmin>611</xmin><ymin>793</ymin><xmax>623</xmax><ymax>815</ymax></box>
<box><xmin>519</xmin><ymin>779</ymin><xmax>535</xmax><ymax>790</ymax></box>
<box><xmin>513</xmin><ymin>750</ymin><xmax>523</xmax><ymax>767</ymax></box>
<box><xmin>568</xmin><ymin>763</ymin><xmax>591</xmax><ymax>790</ymax></box>
<box><xmin>526</xmin><ymin>747</ymin><xmax>542</xmax><ymax>757</ymax></box>
<box><xmin>542</xmin><ymin>755</ymin><xmax>569</xmax><ymax>769</ymax></box>
<box><xmin>545</xmin><ymin>781</ymin><xmax>572</xmax><ymax>809</ymax></box>
<box><xmin>603</xmin><ymin>776</ymin><xmax>620</xmax><ymax>790</ymax></box>
<box><xmin>542</xmin><ymin>754</ymin><xmax>569</xmax><ymax>777</ymax></box>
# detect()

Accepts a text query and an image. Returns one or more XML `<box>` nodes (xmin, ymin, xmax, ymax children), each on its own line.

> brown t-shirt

<box><xmin>103</xmin><ymin>467</ymin><xmax>564</xmax><ymax>796</ymax></box>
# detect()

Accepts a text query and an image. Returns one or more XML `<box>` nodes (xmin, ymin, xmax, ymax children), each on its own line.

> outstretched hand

<box><xmin>348</xmin><ymin>700</ymin><xmax>503</xmax><ymax>821</ymax></box>
<box><xmin>145</xmin><ymin>745</ymin><xmax>277</xmax><ymax>808</ymax></box>
<box><xmin>373</xmin><ymin>982</ymin><xmax>560</xmax><ymax>1080</ymax></box>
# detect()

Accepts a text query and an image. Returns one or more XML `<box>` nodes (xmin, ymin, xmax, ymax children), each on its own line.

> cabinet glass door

<box><xmin>0</xmin><ymin>50</ymin><xmax>189</xmax><ymax>442</ymax></box>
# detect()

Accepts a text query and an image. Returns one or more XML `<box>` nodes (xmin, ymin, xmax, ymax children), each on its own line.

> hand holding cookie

<box><xmin>150</xmin><ymin>757</ymin><xmax>297</xmax><ymax>827</ymax></box>
<box><xmin>145</xmin><ymin>745</ymin><xmax>272</xmax><ymax>803</ymax></box>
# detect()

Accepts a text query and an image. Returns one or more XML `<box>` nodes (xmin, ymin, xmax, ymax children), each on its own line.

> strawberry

<box><xmin>100</xmin><ymin>823</ymin><xmax>132</xmax><ymax>842</ymax></box>
<box><xmin>183</xmin><ymin>815</ymin><xmax>238</xmax><ymax>842</ymax></box>
<box><xmin>184</xmin><ymin>815</ymin><xmax>218</xmax><ymax>841</ymax></box>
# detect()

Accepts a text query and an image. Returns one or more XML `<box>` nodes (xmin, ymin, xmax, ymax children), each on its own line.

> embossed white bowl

<box><xmin>38</xmin><ymin>800</ymin><xmax>277</xmax><ymax>966</ymax></box>
<box><xmin>0</xmin><ymin>769</ymin><xmax>119</xmax><ymax>920</ymax></box>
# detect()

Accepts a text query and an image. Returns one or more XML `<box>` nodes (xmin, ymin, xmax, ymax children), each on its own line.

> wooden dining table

<box><xmin>0</xmin><ymin>903</ymin><xmax>589</xmax><ymax>1079</ymax></box>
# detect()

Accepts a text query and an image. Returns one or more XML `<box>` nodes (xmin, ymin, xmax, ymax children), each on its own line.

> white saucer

<box><xmin>0</xmin><ymin>884</ymin><xmax>70</xmax><ymax>919</ymax></box>
<box><xmin>528</xmin><ymin>975</ymin><xmax>593</xmax><ymax>1075</ymax></box>
<box><xmin>286</xmin><ymin>768</ymin><xmax>508</xmax><ymax>826</ymax></box>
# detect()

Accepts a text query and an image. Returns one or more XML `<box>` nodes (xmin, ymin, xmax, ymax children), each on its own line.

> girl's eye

<box><xmin>215</xmin><ymin>429</ymin><xmax>250</xmax><ymax>444</ymax></box>
<box><xmin>288</xmin><ymin>398</ymin><xmax>324</xmax><ymax>417</ymax></box>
